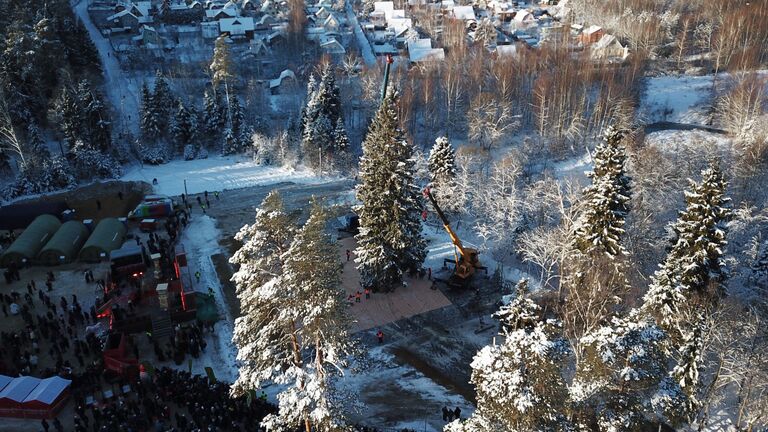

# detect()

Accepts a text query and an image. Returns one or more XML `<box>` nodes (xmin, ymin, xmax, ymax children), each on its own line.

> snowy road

<box><xmin>72</xmin><ymin>0</ymin><xmax>140</xmax><ymax>136</ymax></box>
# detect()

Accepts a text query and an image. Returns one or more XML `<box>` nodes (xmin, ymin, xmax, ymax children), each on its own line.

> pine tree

<box><xmin>223</xmin><ymin>96</ymin><xmax>247</xmax><ymax>155</ymax></box>
<box><xmin>574</xmin><ymin>311</ymin><xmax>690</xmax><ymax>430</ymax></box>
<box><xmin>77</xmin><ymin>80</ymin><xmax>111</xmax><ymax>152</ymax></box>
<box><xmin>152</xmin><ymin>71</ymin><xmax>173</xmax><ymax>132</ymax></box>
<box><xmin>332</xmin><ymin>118</ymin><xmax>351</xmax><ymax>172</ymax></box>
<box><xmin>448</xmin><ymin>284</ymin><xmax>570</xmax><ymax>432</ymax></box>
<box><xmin>56</xmin><ymin>87</ymin><xmax>81</xmax><ymax>148</ymax></box>
<box><xmin>172</xmin><ymin>100</ymin><xmax>195</xmax><ymax>154</ymax></box>
<box><xmin>231</xmin><ymin>197</ymin><xmax>352</xmax><ymax>432</ymax></box>
<box><xmin>573</xmin><ymin>127</ymin><xmax>631</xmax><ymax>258</ymax></box>
<box><xmin>643</xmin><ymin>161</ymin><xmax>731</xmax><ymax>335</ymax></box>
<box><xmin>672</xmin><ymin>317</ymin><xmax>704</xmax><ymax>406</ymax></box>
<box><xmin>203</xmin><ymin>89</ymin><xmax>223</xmax><ymax>142</ymax></box>
<box><xmin>140</xmin><ymin>83</ymin><xmax>161</xmax><ymax>140</ymax></box>
<box><xmin>355</xmin><ymin>93</ymin><xmax>426</xmax><ymax>291</ymax></box>
<box><xmin>428</xmin><ymin>136</ymin><xmax>456</xmax><ymax>184</ymax></box>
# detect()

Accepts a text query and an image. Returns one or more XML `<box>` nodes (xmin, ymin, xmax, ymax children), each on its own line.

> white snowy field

<box><xmin>121</xmin><ymin>156</ymin><xmax>339</xmax><ymax>196</ymax></box>
<box><xmin>639</xmin><ymin>75</ymin><xmax>715</xmax><ymax>125</ymax></box>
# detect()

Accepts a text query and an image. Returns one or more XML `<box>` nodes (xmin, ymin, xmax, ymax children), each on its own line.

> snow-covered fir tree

<box><xmin>55</xmin><ymin>87</ymin><xmax>81</xmax><ymax>148</ymax></box>
<box><xmin>573</xmin><ymin>127</ymin><xmax>631</xmax><ymax>258</ymax></box>
<box><xmin>355</xmin><ymin>92</ymin><xmax>426</xmax><ymax>291</ymax></box>
<box><xmin>572</xmin><ymin>311</ymin><xmax>689</xmax><ymax>430</ymax></box>
<box><xmin>428</xmin><ymin>136</ymin><xmax>456</xmax><ymax>184</ymax></box>
<box><xmin>672</xmin><ymin>316</ymin><xmax>705</xmax><ymax>413</ymax></box>
<box><xmin>203</xmin><ymin>89</ymin><xmax>224</xmax><ymax>143</ymax></box>
<box><xmin>172</xmin><ymin>100</ymin><xmax>196</xmax><ymax>154</ymax></box>
<box><xmin>331</xmin><ymin>117</ymin><xmax>351</xmax><ymax>172</ymax></box>
<box><xmin>223</xmin><ymin>96</ymin><xmax>247</xmax><ymax>155</ymax></box>
<box><xmin>301</xmin><ymin>65</ymin><xmax>345</xmax><ymax>171</ymax></box>
<box><xmin>447</xmin><ymin>280</ymin><xmax>570</xmax><ymax>432</ymax></box>
<box><xmin>643</xmin><ymin>161</ymin><xmax>731</xmax><ymax>335</ymax></box>
<box><xmin>427</xmin><ymin>136</ymin><xmax>458</xmax><ymax>212</ymax></box>
<box><xmin>76</xmin><ymin>79</ymin><xmax>111</xmax><ymax>152</ymax></box>
<box><xmin>140</xmin><ymin>82</ymin><xmax>160</xmax><ymax>140</ymax></box>
<box><xmin>231</xmin><ymin>197</ymin><xmax>353</xmax><ymax>432</ymax></box>
<box><xmin>152</xmin><ymin>71</ymin><xmax>174</xmax><ymax>133</ymax></box>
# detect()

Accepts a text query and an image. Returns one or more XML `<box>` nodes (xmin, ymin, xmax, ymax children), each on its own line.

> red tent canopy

<box><xmin>0</xmin><ymin>376</ymin><xmax>71</xmax><ymax>419</ymax></box>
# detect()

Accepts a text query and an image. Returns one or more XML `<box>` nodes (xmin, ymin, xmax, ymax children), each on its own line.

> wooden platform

<box><xmin>339</xmin><ymin>237</ymin><xmax>452</xmax><ymax>333</ymax></box>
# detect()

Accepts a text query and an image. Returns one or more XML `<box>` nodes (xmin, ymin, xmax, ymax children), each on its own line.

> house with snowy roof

<box><xmin>269</xmin><ymin>69</ymin><xmax>297</xmax><ymax>94</ymax></box>
<box><xmin>591</xmin><ymin>34</ymin><xmax>629</xmax><ymax>61</ymax></box>
<box><xmin>513</xmin><ymin>9</ymin><xmax>535</xmax><ymax>25</ymax></box>
<box><xmin>320</xmin><ymin>37</ymin><xmax>345</xmax><ymax>56</ymax></box>
<box><xmin>323</xmin><ymin>13</ymin><xmax>342</xmax><ymax>32</ymax></box>
<box><xmin>407</xmin><ymin>38</ymin><xmax>444</xmax><ymax>63</ymax></box>
<box><xmin>219</xmin><ymin>17</ymin><xmax>256</xmax><ymax>40</ymax></box>
<box><xmin>452</xmin><ymin>5</ymin><xmax>477</xmax><ymax>22</ymax></box>
<box><xmin>578</xmin><ymin>25</ymin><xmax>604</xmax><ymax>44</ymax></box>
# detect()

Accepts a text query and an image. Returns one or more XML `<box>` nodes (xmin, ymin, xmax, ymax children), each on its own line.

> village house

<box><xmin>590</xmin><ymin>33</ymin><xmax>629</xmax><ymax>61</ymax></box>
<box><xmin>578</xmin><ymin>25</ymin><xmax>604</xmax><ymax>45</ymax></box>
<box><xmin>219</xmin><ymin>17</ymin><xmax>256</xmax><ymax>40</ymax></box>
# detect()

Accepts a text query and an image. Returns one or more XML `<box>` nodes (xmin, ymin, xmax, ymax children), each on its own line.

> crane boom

<box><xmin>423</xmin><ymin>188</ymin><xmax>468</xmax><ymax>258</ymax></box>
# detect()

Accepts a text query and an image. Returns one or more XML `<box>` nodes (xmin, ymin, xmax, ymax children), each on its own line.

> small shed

<box><xmin>0</xmin><ymin>215</ymin><xmax>61</xmax><ymax>268</ymax></box>
<box><xmin>37</xmin><ymin>221</ymin><xmax>89</xmax><ymax>266</ymax></box>
<box><xmin>20</xmin><ymin>376</ymin><xmax>71</xmax><ymax>418</ymax></box>
<box><xmin>0</xmin><ymin>376</ymin><xmax>40</xmax><ymax>411</ymax></box>
<box><xmin>79</xmin><ymin>218</ymin><xmax>127</xmax><ymax>263</ymax></box>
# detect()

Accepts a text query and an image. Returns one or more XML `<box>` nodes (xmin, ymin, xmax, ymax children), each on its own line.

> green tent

<box><xmin>79</xmin><ymin>218</ymin><xmax>127</xmax><ymax>263</ymax></box>
<box><xmin>0</xmin><ymin>215</ymin><xmax>61</xmax><ymax>268</ymax></box>
<box><xmin>38</xmin><ymin>221</ymin><xmax>89</xmax><ymax>266</ymax></box>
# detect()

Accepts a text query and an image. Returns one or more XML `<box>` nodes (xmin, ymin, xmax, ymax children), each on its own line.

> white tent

<box><xmin>0</xmin><ymin>375</ymin><xmax>11</xmax><ymax>393</ymax></box>
<box><xmin>0</xmin><ymin>376</ymin><xmax>40</xmax><ymax>403</ymax></box>
<box><xmin>22</xmin><ymin>377</ymin><xmax>71</xmax><ymax>405</ymax></box>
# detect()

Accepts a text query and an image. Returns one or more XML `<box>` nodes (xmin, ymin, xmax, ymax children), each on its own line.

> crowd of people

<box><xmin>68</xmin><ymin>367</ymin><xmax>275</xmax><ymax>432</ymax></box>
<box><xmin>0</xmin><ymin>274</ymin><xmax>102</xmax><ymax>377</ymax></box>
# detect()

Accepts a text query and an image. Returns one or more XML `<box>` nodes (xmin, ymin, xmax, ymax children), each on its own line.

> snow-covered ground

<box><xmin>72</xmin><ymin>0</ymin><xmax>140</xmax><ymax>136</ymax></box>
<box><xmin>337</xmin><ymin>346</ymin><xmax>474</xmax><ymax>431</ymax></box>
<box><xmin>121</xmin><ymin>156</ymin><xmax>339</xmax><ymax>196</ymax></box>
<box><xmin>638</xmin><ymin>75</ymin><xmax>715</xmax><ymax>125</ymax></box>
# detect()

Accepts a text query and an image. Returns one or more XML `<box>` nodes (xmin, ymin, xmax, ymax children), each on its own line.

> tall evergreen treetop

<box><xmin>427</xmin><ymin>136</ymin><xmax>456</xmax><ymax>184</ymax></box>
<box><xmin>573</xmin><ymin>126</ymin><xmax>631</xmax><ymax>258</ymax></box>
<box><xmin>643</xmin><ymin>161</ymin><xmax>732</xmax><ymax>334</ymax></box>
<box><xmin>355</xmin><ymin>92</ymin><xmax>426</xmax><ymax>291</ymax></box>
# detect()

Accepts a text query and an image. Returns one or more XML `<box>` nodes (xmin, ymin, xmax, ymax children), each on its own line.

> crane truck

<box><xmin>423</xmin><ymin>187</ymin><xmax>485</xmax><ymax>288</ymax></box>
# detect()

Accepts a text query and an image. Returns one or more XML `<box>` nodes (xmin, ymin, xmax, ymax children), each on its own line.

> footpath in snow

<box><xmin>122</xmin><ymin>156</ymin><xmax>338</xmax><ymax>196</ymax></box>
<box><xmin>172</xmin><ymin>215</ymin><xmax>240</xmax><ymax>382</ymax></box>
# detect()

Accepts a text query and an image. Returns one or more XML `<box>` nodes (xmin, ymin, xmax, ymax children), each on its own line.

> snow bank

<box><xmin>122</xmin><ymin>156</ymin><xmax>338</xmax><ymax>196</ymax></box>
<box><xmin>639</xmin><ymin>75</ymin><xmax>714</xmax><ymax>125</ymax></box>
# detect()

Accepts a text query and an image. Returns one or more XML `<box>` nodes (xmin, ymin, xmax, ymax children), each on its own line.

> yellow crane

<box><xmin>423</xmin><ymin>187</ymin><xmax>482</xmax><ymax>286</ymax></box>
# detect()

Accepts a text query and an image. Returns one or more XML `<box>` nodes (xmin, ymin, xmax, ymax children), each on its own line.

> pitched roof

<box><xmin>22</xmin><ymin>376</ymin><xmax>71</xmax><ymax>405</ymax></box>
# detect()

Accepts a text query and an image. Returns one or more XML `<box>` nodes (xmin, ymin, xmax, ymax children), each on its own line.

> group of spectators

<box><xmin>0</xmin><ymin>275</ymin><xmax>102</xmax><ymax>377</ymax></box>
<box><xmin>68</xmin><ymin>367</ymin><xmax>275</xmax><ymax>432</ymax></box>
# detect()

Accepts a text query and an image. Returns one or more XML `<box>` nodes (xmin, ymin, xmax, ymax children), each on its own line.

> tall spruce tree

<box><xmin>573</xmin><ymin>127</ymin><xmax>631</xmax><ymax>258</ymax></box>
<box><xmin>172</xmin><ymin>100</ymin><xmax>196</xmax><ymax>153</ymax></box>
<box><xmin>222</xmin><ymin>95</ymin><xmax>246</xmax><ymax>155</ymax></box>
<box><xmin>332</xmin><ymin>117</ymin><xmax>351</xmax><ymax>172</ymax></box>
<box><xmin>152</xmin><ymin>71</ymin><xmax>173</xmax><ymax>133</ymax></box>
<box><xmin>643</xmin><ymin>161</ymin><xmax>731</xmax><ymax>335</ymax></box>
<box><xmin>140</xmin><ymin>82</ymin><xmax>160</xmax><ymax>140</ymax></box>
<box><xmin>203</xmin><ymin>89</ymin><xmax>223</xmax><ymax>142</ymax></box>
<box><xmin>428</xmin><ymin>136</ymin><xmax>456</xmax><ymax>184</ymax></box>
<box><xmin>56</xmin><ymin>87</ymin><xmax>81</xmax><ymax>148</ymax></box>
<box><xmin>301</xmin><ymin>65</ymin><xmax>344</xmax><ymax>171</ymax></box>
<box><xmin>76</xmin><ymin>80</ymin><xmax>111</xmax><ymax>152</ymax></box>
<box><xmin>355</xmin><ymin>92</ymin><xmax>426</xmax><ymax>291</ymax></box>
